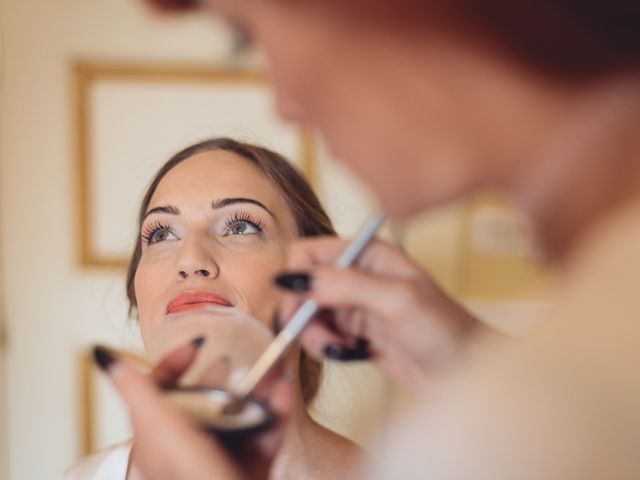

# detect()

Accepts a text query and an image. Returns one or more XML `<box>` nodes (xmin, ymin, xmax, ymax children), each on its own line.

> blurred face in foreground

<box><xmin>194</xmin><ymin>0</ymin><xmax>573</xmax><ymax>218</ymax></box>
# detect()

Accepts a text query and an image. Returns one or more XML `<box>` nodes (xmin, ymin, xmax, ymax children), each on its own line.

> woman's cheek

<box><xmin>234</xmin><ymin>256</ymin><xmax>283</xmax><ymax>325</ymax></box>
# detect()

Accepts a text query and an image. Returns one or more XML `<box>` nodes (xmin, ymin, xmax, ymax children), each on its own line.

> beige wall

<box><xmin>1</xmin><ymin>1</ymin><xmax>8</xmax><ymax>476</ymax></box>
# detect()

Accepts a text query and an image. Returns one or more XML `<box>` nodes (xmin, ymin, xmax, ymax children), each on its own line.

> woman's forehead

<box><xmin>149</xmin><ymin>152</ymin><xmax>283</xmax><ymax>209</ymax></box>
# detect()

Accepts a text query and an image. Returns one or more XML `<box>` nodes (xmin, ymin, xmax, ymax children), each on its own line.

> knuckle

<box><xmin>391</xmin><ymin>280</ymin><xmax>421</xmax><ymax>312</ymax></box>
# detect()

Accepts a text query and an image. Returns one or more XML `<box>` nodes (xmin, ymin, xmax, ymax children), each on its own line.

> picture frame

<box><xmin>79</xmin><ymin>349</ymin><xmax>151</xmax><ymax>456</ymax></box>
<box><xmin>74</xmin><ymin>62</ymin><xmax>316</xmax><ymax>269</ymax></box>
<box><xmin>457</xmin><ymin>192</ymin><xmax>549</xmax><ymax>300</ymax></box>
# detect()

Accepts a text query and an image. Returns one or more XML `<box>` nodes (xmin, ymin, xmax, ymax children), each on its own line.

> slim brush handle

<box><xmin>231</xmin><ymin>212</ymin><xmax>386</xmax><ymax>399</ymax></box>
<box><xmin>335</xmin><ymin>212</ymin><xmax>387</xmax><ymax>267</ymax></box>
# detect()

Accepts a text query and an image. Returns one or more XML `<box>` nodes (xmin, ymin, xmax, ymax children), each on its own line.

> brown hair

<box><xmin>126</xmin><ymin>137</ymin><xmax>334</xmax><ymax>403</ymax></box>
<box><xmin>435</xmin><ymin>0</ymin><xmax>640</xmax><ymax>79</ymax></box>
<box><xmin>145</xmin><ymin>0</ymin><xmax>640</xmax><ymax>79</ymax></box>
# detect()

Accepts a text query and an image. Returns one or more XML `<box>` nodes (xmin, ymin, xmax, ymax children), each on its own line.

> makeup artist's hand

<box><xmin>92</xmin><ymin>341</ymin><xmax>295</xmax><ymax>480</ymax></box>
<box><xmin>276</xmin><ymin>238</ymin><xmax>497</xmax><ymax>388</ymax></box>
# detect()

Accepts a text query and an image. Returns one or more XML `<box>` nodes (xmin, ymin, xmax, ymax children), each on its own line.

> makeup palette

<box><xmin>164</xmin><ymin>386</ymin><xmax>273</xmax><ymax>433</ymax></box>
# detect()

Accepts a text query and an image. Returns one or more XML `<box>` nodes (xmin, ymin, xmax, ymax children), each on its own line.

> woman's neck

<box><xmin>270</xmin><ymin>405</ymin><xmax>362</xmax><ymax>480</ymax></box>
<box><xmin>510</xmin><ymin>75</ymin><xmax>640</xmax><ymax>262</ymax></box>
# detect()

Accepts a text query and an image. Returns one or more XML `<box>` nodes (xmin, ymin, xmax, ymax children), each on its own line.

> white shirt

<box><xmin>65</xmin><ymin>443</ymin><xmax>132</xmax><ymax>480</ymax></box>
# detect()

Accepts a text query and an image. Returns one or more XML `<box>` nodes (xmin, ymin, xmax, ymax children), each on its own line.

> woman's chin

<box><xmin>145</xmin><ymin>307</ymin><xmax>274</xmax><ymax>388</ymax></box>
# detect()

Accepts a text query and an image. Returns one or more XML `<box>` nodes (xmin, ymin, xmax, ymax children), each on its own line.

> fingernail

<box><xmin>192</xmin><ymin>336</ymin><xmax>205</xmax><ymax>348</ymax></box>
<box><xmin>353</xmin><ymin>336</ymin><xmax>370</xmax><ymax>352</ymax></box>
<box><xmin>271</xmin><ymin>313</ymin><xmax>282</xmax><ymax>335</ymax></box>
<box><xmin>324</xmin><ymin>338</ymin><xmax>371</xmax><ymax>361</ymax></box>
<box><xmin>93</xmin><ymin>345</ymin><xmax>116</xmax><ymax>372</ymax></box>
<box><xmin>274</xmin><ymin>272</ymin><xmax>312</xmax><ymax>292</ymax></box>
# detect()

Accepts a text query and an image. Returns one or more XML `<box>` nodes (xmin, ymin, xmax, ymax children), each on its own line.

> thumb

<box><xmin>251</xmin><ymin>366</ymin><xmax>297</xmax><ymax>460</ymax></box>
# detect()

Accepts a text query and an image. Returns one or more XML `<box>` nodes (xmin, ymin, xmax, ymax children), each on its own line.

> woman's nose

<box><xmin>178</xmin><ymin>268</ymin><xmax>211</xmax><ymax>279</ymax></box>
<box><xmin>176</xmin><ymin>238</ymin><xmax>220</xmax><ymax>280</ymax></box>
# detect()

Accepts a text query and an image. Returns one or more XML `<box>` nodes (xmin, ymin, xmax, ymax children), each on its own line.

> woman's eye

<box><xmin>229</xmin><ymin>221</ymin><xmax>260</xmax><ymax>235</ymax></box>
<box><xmin>223</xmin><ymin>211</ymin><xmax>265</xmax><ymax>237</ymax></box>
<box><xmin>148</xmin><ymin>228</ymin><xmax>178</xmax><ymax>244</ymax></box>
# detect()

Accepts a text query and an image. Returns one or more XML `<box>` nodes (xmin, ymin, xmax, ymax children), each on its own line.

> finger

<box><xmin>276</xmin><ymin>238</ymin><xmax>422</xmax><ymax>330</ymax></box>
<box><xmin>306</xmin><ymin>266</ymin><xmax>415</xmax><ymax>320</ymax></box>
<box><xmin>276</xmin><ymin>291</ymin><xmax>379</xmax><ymax>362</ymax></box>
<box><xmin>332</xmin><ymin>307</ymin><xmax>365</xmax><ymax>338</ymax></box>
<box><xmin>93</xmin><ymin>346</ymin><xmax>242</xmax><ymax>480</ymax></box>
<box><xmin>250</xmin><ymin>357</ymin><xmax>297</xmax><ymax>413</ymax></box>
<box><xmin>252</xmin><ymin>372</ymin><xmax>297</xmax><ymax>459</ymax></box>
<box><xmin>273</xmin><ymin>301</ymin><xmax>353</xmax><ymax>361</ymax></box>
<box><xmin>298</xmin><ymin>321</ymin><xmax>352</xmax><ymax>361</ymax></box>
<box><xmin>286</xmin><ymin>237</ymin><xmax>348</xmax><ymax>268</ymax></box>
<box><xmin>221</xmin><ymin>361</ymin><xmax>296</xmax><ymax>478</ymax></box>
<box><xmin>278</xmin><ymin>266</ymin><xmax>414</xmax><ymax>336</ymax></box>
<box><xmin>183</xmin><ymin>355</ymin><xmax>232</xmax><ymax>389</ymax></box>
<box><xmin>151</xmin><ymin>336</ymin><xmax>204</xmax><ymax>387</ymax></box>
<box><xmin>284</xmin><ymin>237</ymin><xmax>419</xmax><ymax>278</ymax></box>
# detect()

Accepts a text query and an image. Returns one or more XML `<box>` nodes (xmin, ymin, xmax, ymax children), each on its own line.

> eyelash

<box><xmin>141</xmin><ymin>221</ymin><xmax>175</xmax><ymax>245</ymax></box>
<box><xmin>140</xmin><ymin>211</ymin><xmax>266</xmax><ymax>245</ymax></box>
<box><xmin>224</xmin><ymin>211</ymin><xmax>265</xmax><ymax>234</ymax></box>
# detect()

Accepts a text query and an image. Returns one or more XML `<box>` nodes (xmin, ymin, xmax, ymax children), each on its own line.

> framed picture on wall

<box><xmin>74</xmin><ymin>62</ymin><xmax>316</xmax><ymax>269</ymax></box>
<box><xmin>457</xmin><ymin>192</ymin><xmax>549</xmax><ymax>300</ymax></box>
<box><xmin>78</xmin><ymin>350</ymin><xmax>135</xmax><ymax>456</ymax></box>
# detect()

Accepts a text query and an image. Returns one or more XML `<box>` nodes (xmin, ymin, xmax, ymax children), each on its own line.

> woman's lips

<box><xmin>166</xmin><ymin>290</ymin><xmax>233</xmax><ymax>314</ymax></box>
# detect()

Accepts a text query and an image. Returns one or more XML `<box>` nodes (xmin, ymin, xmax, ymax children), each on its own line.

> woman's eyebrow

<box><xmin>143</xmin><ymin>205</ymin><xmax>180</xmax><ymax>221</ymax></box>
<box><xmin>212</xmin><ymin>198</ymin><xmax>275</xmax><ymax>218</ymax></box>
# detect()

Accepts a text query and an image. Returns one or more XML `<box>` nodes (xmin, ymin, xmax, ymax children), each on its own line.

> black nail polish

<box><xmin>353</xmin><ymin>336</ymin><xmax>370</xmax><ymax>352</ymax></box>
<box><xmin>324</xmin><ymin>344</ymin><xmax>346</xmax><ymax>359</ymax></box>
<box><xmin>324</xmin><ymin>338</ymin><xmax>371</xmax><ymax>361</ymax></box>
<box><xmin>271</xmin><ymin>313</ymin><xmax>282</xmax><ymax>335</ymax></box>
<box><xmin>93</xmin><ymin>346</ymin><xmax>116</xmax><ymax>372</ymax></box>
<box><xmin>192</xmin><ymin>336</ymin><xmax>205</xmax><ymax>348</ymax></box>
<box><xmin>274</xmin><ymin>272</ymin><xmax>312</xmax><ymax>292</ymax></box>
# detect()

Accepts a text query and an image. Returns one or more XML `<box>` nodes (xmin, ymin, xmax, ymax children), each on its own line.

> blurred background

<box><xmin>0</xmin><ymin>0</ymin><xmax>548</xmax><ymax>478</ymax></box>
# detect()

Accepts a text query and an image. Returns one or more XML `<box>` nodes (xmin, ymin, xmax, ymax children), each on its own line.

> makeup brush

<box><xmin>229</xmin><ymin>211</ymin><xmax>387</xmax><ymax>402</ymax></box>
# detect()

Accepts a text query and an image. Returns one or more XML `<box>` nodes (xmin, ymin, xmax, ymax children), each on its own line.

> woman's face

<box><xmin>134</xmin><ymin>150</ymin><xmax>299</xmax><ymax>358</ymax></box>
<box><xmin>202</xmin><ymin>1</ymin><xmax>568</xmax><ymax>217</ymax></box>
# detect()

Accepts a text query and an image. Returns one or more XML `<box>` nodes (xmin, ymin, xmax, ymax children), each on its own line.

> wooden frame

<box><xmin>457</xmin><ymin>192</ymin><xmax>549</xmax><ymax>300</ymax></box>
<box><xmin>79</xmin><ymin>349</ymin><xmax>151</xmax><ymax>456</ymax></box>
<box><xmin>74</xmin><ymin>62</ymin><xmax>316</xmax><ymax>269</ymax></box>
<box><xmin>79</xmin><ymin>351</ymin><xmax>96</xmax><ymax>456</ymax></box>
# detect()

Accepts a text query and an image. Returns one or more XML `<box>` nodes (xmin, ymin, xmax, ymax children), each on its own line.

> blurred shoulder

<box><xmin>545</xmin><ymin>196</ymin><xmax>640</xmax><ymax>347</ymax></box>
